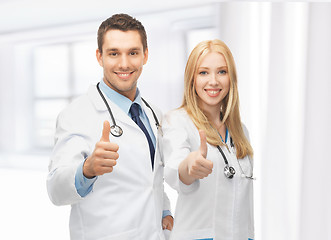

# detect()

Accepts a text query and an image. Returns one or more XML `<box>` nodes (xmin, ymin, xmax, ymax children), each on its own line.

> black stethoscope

<box><xmin>217</xmin><ymin>137</ymin><xmax>236</xmax><ymax>179</ymax></box>
<box><xmin>217</xmin><ymin>137</ymin><xmax>255</xmax><ymax>180</ymax></box>
<box><xmin>96</xmin><ymin>82</ymin><xmax>160</xmax><ymax>137</ymax></box>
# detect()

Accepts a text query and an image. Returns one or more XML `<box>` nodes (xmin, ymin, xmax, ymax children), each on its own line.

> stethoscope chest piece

<box><xmin>224</xmin><ymin>165</ymin><xmax>236</xmax><ymax>179</ymax></box>
<box><xmin>110</xmin><ymin>125</ymin><xmax>123</xmax><ymax>137</ymax></box>
<box><xmin>96</xmin><ymin>82</ymin><xmax>160</xmax><ymax>139</ymax></box>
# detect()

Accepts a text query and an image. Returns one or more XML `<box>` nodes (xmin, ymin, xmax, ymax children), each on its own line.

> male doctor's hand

<box><xmin>178</xmin><ymin>130</ymin><xmax>213</xmax><ymax>185</ymax></box>
<box><xmin>162</xmin><ymin>215</ymin><xmax>174</xmax><ymax>230</ymax></box>
<box><xmin>83</xmin><ymin>121</ymin><xmax>119</xmax><ymax>179</ymax></box>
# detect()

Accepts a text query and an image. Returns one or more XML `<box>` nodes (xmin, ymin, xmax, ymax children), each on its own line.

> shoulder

<box><xmin>58</xmin><ymin>87</ymin><xmax>95</xmax><ymax>123</ymax></box>
<box><xmin>241</xmin><ymin>122</ymin><xmax>251</xmax><ymax>141</ymax></box>
<box><xmin>141</xmin><ymin>97</ymin><xmax>163</xmax><ymax>121</ymax></box>
<box><xmin>163</xmin><ymin>108</ymin><xmax>196</xmax><ymax>134</ymax></box>
<box><xmin>164</xmin><ymin>108</ymin><xmax>191</xmax><ymax>126</ymax></box>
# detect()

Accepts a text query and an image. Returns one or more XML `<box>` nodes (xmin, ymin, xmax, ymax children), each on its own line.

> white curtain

<box><xmin>300</xmin><ymin>3</ymin><xmax>331</xmax><ymax>240</ymax></box>
<box><xmin>215</xmin><ymin>2</ymin><xmax>331</xmax><ymax>240</ymax></box>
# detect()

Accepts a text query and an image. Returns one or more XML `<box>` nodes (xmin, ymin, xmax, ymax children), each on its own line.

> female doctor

<box><xmin>163</xmin><ymin>39</ymin><xmax>254</xmax><ymax>240</ymax></box>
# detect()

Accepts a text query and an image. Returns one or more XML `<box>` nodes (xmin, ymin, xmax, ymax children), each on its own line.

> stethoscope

<box><xmin>216</xmin><ymin>137</ymin><xmax>255</xmax><ymax>180</ymax></box>
<box><xmin>96</xmin><ymin>82</ymin><xmax>160</xmax><ymax>137</ymax></box>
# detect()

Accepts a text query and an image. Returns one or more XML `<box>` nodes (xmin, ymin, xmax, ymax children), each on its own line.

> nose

<box><xmin>118</xmin><ymin>55</ymin><xmax>130</xmax><ymax>70</ymax></box>
<box><xmin>209</xmin><ymin>73</ymin><xmax>218</xmax><ymax>85</ymax></box>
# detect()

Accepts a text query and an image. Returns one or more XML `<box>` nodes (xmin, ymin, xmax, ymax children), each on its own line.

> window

<box><xmin>32</xmin><ymin>40</ymin><xmax>102</xmax><ymax>149</ymax></box>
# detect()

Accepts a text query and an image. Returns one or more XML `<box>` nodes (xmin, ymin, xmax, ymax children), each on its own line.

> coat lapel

<box><xmin>87</xmin><ymin>84</ymin><xmax>138</xmax><ymax>129</ymax></box>
<box><xmin>141</xmin><ymin>101</ymin><xmax>158</xmax><ymax>138</ymax></box>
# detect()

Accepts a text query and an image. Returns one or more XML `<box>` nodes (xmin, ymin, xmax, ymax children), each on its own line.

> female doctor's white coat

<box><xmin>163</xmin><ymin>109</ymin><xmax>254</xmax><ymax>240</ymax></box>
<box><xmin>47</xmin><ymin>85</ymin><xmax>170</xmax><ymax>240</ymax></box>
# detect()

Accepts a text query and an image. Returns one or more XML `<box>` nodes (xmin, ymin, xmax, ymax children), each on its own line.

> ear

<box><xmin>143</xmin><ymin>48</ymin><xmax>149</xmax><ymax>65</ymax></box>
<box><xmin>96</xmin><ymin>49</ymin><xmax>103</xmax><ymax>67</ymax></box>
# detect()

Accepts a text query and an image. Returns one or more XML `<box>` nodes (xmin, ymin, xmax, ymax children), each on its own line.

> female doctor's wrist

<box><xmin>178</xmin><ymin>157</ymin><xmax>197</xmax><ymax>186</ymax></box>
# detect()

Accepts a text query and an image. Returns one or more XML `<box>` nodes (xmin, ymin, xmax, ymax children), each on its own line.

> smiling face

<box><xmin>194</xmin><ymin>51</ymin><xmax>230</xmax><ymax>113</ymax></box>
<box><xmin>96</xmin><ymin>29</ymin><xmax>148</xmax><ymax>101</ymax></box>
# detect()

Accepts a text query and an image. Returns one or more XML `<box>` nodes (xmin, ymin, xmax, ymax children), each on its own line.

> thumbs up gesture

<box><xmin>83</xmin><ymin>121</ymin><xmax>120</xmax><ymax>178</ymax></box>
<box><xmin>178</xmin><ymin>130</ymin><xmax>213</xmax><ymax>185</ymax></box>
<box><xmin>198</xmin><ymin>130</ymin><xmax>208</xmax><ymax>159</ymax></box>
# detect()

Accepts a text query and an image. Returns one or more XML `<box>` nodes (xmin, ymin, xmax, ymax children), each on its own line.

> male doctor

<box><xmin>47</xmin><ymin>13</ymin><xmax>173</xmax><ymax>240</ymax></box>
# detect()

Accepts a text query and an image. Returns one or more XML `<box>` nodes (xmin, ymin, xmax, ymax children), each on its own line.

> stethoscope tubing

<box><xmin>96</xmin><ymin>82</ymin><xmax>160</xmax><ymax>137</ymax></box>
<box><xmin>217</xmin><ymin>138</ymin><xmax>254</xmax><ymax>180</ymax></box>
<box><xmin>97</xmin><ymin>82</ymin><xmax>117</xmax><ymax>128</ymax></box>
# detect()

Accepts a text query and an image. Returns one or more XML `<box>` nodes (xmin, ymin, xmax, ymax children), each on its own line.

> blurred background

<box><xmin>0</xmin><ymin>1</ymin><xmax>330</xmax><ymax>239</ymax></box>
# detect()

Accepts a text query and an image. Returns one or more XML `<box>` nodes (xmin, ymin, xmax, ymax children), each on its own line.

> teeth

<box><xmin>207</xmin><ymin>90</ymin><xmax>219</xmax><ymax>94</ymax></box>
<box><xmin>118</xmin><ymin>73</ymin><xmax>130</xmax><ymax>77</ymax></box>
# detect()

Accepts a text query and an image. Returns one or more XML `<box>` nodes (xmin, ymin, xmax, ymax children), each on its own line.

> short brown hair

<box><xmin>97</xmin><ymin>13</ymin><xmax>147</xmax><ymax>54</ymax></box>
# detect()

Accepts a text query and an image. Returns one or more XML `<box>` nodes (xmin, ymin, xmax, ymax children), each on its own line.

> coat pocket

<box><xmin>98</xmin><ymin>228</ymin><xmax>140</xmax><ymax>240</ymax></box>
<box><xmin>171</xmin><ymin>228</ymin><xmax>214</xmax><ymax>240</ymax></box>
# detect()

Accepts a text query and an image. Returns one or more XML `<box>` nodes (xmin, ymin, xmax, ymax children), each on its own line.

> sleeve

<box><xmin>46</xmin><ymin>110</ymin><xmax>92</xmax><ymax>206</ymax></box>
<box><xmin>147</xmin><ymin>103</ymin><xmax>173</xmax><ymax>215</ymax></box>
<box><xmin>241</xmin><ymin>122</ymin><xmax>254</xmax><ymax>167</ymax></box>
<box><xmin>75</xmin><ymin>160</ymin><xmax>97</xmax><ymax>197</ymax></box>
<box><xmin>241</xmin><ymin>123</ymin><xmax>255</xmax><ymax>237</ymax></box>
<box><xmin>162</xmin><ymin>110</ymin><xmax>200</xmax><ymax>194</ymax></box>
<box><xmin>162</xmin><ymin>191</ymin><xmax>171</xmax><ymax>216</ymax></box>
<box><xmin>162</xmin><ymin>210</ymin><xmax>172</xmax><ymax>218</ymax></box>
<box><xmin>241</xmin><ymin>123</ymin><xmax>251</xmax><ymax>142</ymax></box>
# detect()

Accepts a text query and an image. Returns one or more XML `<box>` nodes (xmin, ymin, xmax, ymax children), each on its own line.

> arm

<box><xmin>74</xmin><ymin>120</ymin><xmax>119</xmax><ymax>196</ymax></box>
<box><xmin>82</xmin><ymin>121</ymin><xmax>119</xmax><ymax>178</ymax></box>
<box><xmin>161</xmin><ymin>190</ymin><xmax>173</xmax><ymax>230</ymax></box>
<box><xmin>74</xmin><ymin>160</ymin><xmax>97</xmax><ymax>197</ymax></box>
<box><xmin>162</xmin><ymin>111</ymin><xmax>213</xmax><ymax>192</ymax></box>
<box><xmin>47</xmin><ymin>114</ymin><xmax>119</xmax><ymax>205</ymax></box>
<box><xmin>178</xmin><ymin>130</ymin><xmax>213</xmax><ymax>185</ymax></box>
<box><xmin>47</xmin><ymin>108</ymin><xmax>91</xmax><ymax>206</ymax></box>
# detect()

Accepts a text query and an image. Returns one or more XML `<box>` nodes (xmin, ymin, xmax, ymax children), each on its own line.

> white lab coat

<box><xmin>163</xmin><ymin>109</ymin><xmax>254</xmax><ymax>240</ymax></box>
<box><xmin>47</xmin><ymin>85</ymin><xmax>170</xmax><ymax>240</ymax></box>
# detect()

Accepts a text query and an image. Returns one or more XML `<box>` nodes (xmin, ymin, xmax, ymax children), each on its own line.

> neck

<box><xmin>104</xmin><ymin>78</ymin><xmax>137</xmax><ymax>101</ymax></box>
<box><xmin>199</xmin><ymin>103</ymin><xmax>221</xmax><ymax>125</ymax></box>
<box><xmin>201</xmin><ymin>106</ymin><xmax>227</xmax><ymax>140</ymax></box>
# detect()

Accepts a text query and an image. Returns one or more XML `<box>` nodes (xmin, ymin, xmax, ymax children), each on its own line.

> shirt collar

<box><xmin>99</xmin><ymin>80</ymin><xmax>143</xmax><ymax>114</ymax></box>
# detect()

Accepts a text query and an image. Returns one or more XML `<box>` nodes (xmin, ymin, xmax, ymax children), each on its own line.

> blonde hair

<box><xmin>181</xmin><ymin>39</ymin><xmax>253</xmax><ymax>159</ymax></box>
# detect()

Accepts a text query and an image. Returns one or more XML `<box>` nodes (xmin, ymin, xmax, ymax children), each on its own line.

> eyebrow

<box><xmin>198</xmin><ymin>66</ymin><xmax>228</xmax><ymax>69</ymax></box>
<box><xmin>105</xmin><ymin>47</ymin><xmax>142</xmax><ymax>52</ymax></box>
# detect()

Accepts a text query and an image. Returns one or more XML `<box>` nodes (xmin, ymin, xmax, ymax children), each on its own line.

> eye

<box><xmin>199</xmin><ymin>71</ymin><xmax>208</xmax><ymax>75</ymax></box>
<box><xmin>109</xmin><ymin>52</ymin><xmax>118</xmax><ymax>57</ymax></box>
<box><xmin>219</xmin><ymin>70</ymin><xmax>227</xmax><ymax>74</ymax></box>
<box><xmin>129</xmin><ymin>52</ymin><xmax>138</xmax><ymax>56</ymax></box>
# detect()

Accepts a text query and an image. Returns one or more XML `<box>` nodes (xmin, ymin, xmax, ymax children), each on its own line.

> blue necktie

<box><xmin>130</xmin><ymin>103</ymin><xmax>155</xmax><ymax>169</ymax></box>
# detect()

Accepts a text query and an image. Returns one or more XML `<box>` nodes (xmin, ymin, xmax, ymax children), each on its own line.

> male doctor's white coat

<box><xmin>163</xmin><ymin>109</ymin><xmax>254</xmax><ymax>240</ymax></box>
<box><xmin>47</xmin><ymin>85</ymin><xmax>170</xmax><ymax>240</ymax></box>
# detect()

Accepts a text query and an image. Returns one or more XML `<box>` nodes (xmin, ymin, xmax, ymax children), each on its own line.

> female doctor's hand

<box><xmin>83</xmin><ymin>121</ymin><xmax>119</xmax><ymax>179</ymax></box>
<box><xmin>178</xmin><ymin>130</ymin><xmax>213</xmax><ymax>185</ymax></box>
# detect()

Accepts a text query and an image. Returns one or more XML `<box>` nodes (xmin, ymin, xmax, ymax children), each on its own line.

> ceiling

<box><xmin>0</xmin><ymin>0</ymin><xmax>216</xmax><ymax>35</ymax></box>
